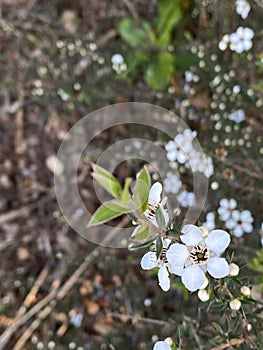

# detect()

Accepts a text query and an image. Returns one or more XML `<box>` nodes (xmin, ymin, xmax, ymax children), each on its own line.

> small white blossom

<box><xmin>178</xmin><ymin>190</ymin><xmax>196</xmax><ymax>208</ymax></box>
<box><xmin>203</xmin><ymin>212</ymin><xmax>216</xmax><ymax>231</ymax></box>
<box><xmin>241</xmin><ymin>286</ymin><xmax>251</xmax><ymax>297</ymax></box>
<box><xmin>141</xmin><ymin>238</ymin><xmax>171</xmax><ymax>292</ymax></box>
<box><xmin>236</xmin><ymin>0</ymin><xmax>251</xmax><ymax>19</ymax></box>
<box><xmin>188</xmin><ymin>152</ymin><xmax>214</xmax><ymax>178</ymax></box>
<box><xmin>229</xmin><ymin>27</ymin><xmax>254</xmax><ymax>53</ymax></box>
<box><xmin>225</xmin><ymin>209</ymin><xmax>254</xmax><ymax>237</ymax></box>
<box><xmin>166</xmin><ymin>225</ymin><xmax>230</xmax><ymax>292</ymax></box>
<box><xmin>132</xmin><ymin>182</ymin><xmax>169</xmax><ymax>237</ymax></box>
<box><xmin>229</xmin><ymin>109</ymin><xmax>245</xmax><ymax>123</ymax></box>
<box><xmin>153</xmin><ymin>339</ymin><xmax>172</xmax><ymax>350</ymax></box>
<box><xmin>163</xmin><ymin>174</ymin><xmax>182</xmax><ymax>194</ymax></box>
<box><xmin>111</xmin><ymin>53</ymin><xmax>124</xmax><ymax>65</ymax></box>
<box><xmin>218</xmin><ymin>34</ymin><xmax>230</xmax><ymax>51</ymax></box>
<box><xmin>165</xmin><ymin>129</ymin><xmax>197</xmax><ymax>163</ymax></box>
<box><xmin>218</xmin><ymin>198</ymin><xmax>237</xmax><ymax>221</ymax></box>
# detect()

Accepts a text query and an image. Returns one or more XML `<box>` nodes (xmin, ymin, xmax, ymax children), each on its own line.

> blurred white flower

<box><xmin>132</xmin><ymin>182</ymin><xmax>169</xmax><ymax>237</ymax></box>
<box><xmin>218</xmin><ymin>34</ymin><xmax>230</xmax><ymax>51</ymax></box>
<box><xmin>230</xmin><ymin>299</ymin><xmax>241</xmax><ymax>310</ymax></box>
<box><xmin>260</xmin><ymin>222</ymin><xmax>263</xmax><ymax>246</ymax></box>
<box><xmin>236</xmin><ymin>0</ymin><xmax>251</xmax><ymax>19</ymax></box>
<box><xmin>218</xmin><ymin>198</ymin><xmax>237</xmax><ymax>221</ymax></box>
<box><xmin>226</xmin><ymin>209</ymin><xmax>254</xmax><ymax>237</ymax></box>
<box><xmin>203</xmin><ymin>212</ymin><xmax>216</xmax><ymax>231</ymax></box>
<box><xmin>153</xmin><ymin>340</ymin><xmax>172</xmax><ymax>350</ymax></box>
<box><xmin>111</xmin><ymin>53</ymin><xmax>124</xmax><ymax>65</ymax></box>
<box><xmin>178</xmin><ymin>190</ymin><xmax>196</xmax><ymax>208</ymax></box>
<box><xmin>165</xmin><ymin>129</ymin><xmax>197</xmax><ymax>163</ymax></box>
<box><xmin>163</xmin><ymin>174</ymin><xmax>182</xmax><ymax>194</ymax></box>
<box><xmin>141</xmin><ymin>238</ymin><xmax>171</xmax><ymax>292</ymax></box>
<box><xmin>184</xmin><ymin>71</ymin><xmax>200</xmax><ymax>92</ymax></box>
<box><xmin>229</xmin><ymin>26</ymin><xmax>254</xmax><ymax>53</ymax></box>
<box><xmin>166</xmin><ymin>225</ymin><xmax>230</xmax><ymax>291</ymax></box>
<box><xmin>229</xmin><ymin>109</ymin><xmax>246</xmax><ymax>123</ymax></box>
<box><xmin>189</xmin><ymin>153</ymin><xmax>214</xmax><ymax>178</ymax></box>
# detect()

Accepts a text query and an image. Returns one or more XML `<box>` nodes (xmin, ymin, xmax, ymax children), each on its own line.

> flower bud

<box><xmin>241</xmin><ymin>286</ymin><xmax>251</xmax><ymax>297</ymax></box>
<box><xmin>229</xmin><ymin>263</ymin><xmax>240</xmax><ymax>276</ymax></box>
<box><xmin>247</xmin><ymin>323</ymin><xmax>252</xmax><ymax>331</ymax></box>
<box><xmin>164</xmin><ymin>337</ymin><xmax>173</xmax><ymax>346</ymax></box>
<box><xmin>198</xmin><ymin>289</ymin><xmax>210</xmax><ymax>302</ymax></box>
<box><xmin>230</xmin><ymin>299</ymin><xmax>241</xmax><ymax>311</ymax></box>
<box><xmin>200</xmin><ymin>226</ymin><xmax>209</xmax><ymax>237</ymax></box>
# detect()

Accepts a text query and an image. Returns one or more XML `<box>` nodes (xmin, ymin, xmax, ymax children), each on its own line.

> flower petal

<box><xmin>181</xmin><ymin>225</ymin><xmax>202</xmax><ymax>245</ymax></box>
<box><xmin>153</xmin><ymin>341</ymin><xmax>171</xmax><ymax>350</ymax></box>
<box><xmin>149</xmin><ymin>182</ymin><xmax>162</xmax><ymax>203</ymax></box>
<box><xmin>140</xmin><ymin>252</ymin><xmax>157</xmax><ymax>270</ymax></box>
<box><xmin>205</xmin><ymin>229</ymin><xmax>231</xmax><ymax>254</ymax></box>
<box><xmin>166</xmin><ymin>243</ymin><xmax>189</xmax><ymax>269</ymax></box>
<box><xmin>181</xmin><ymin>265</ymin><xmax>206</xmax><ymax>292</ymax></box>
<box><xmin>158</xmin><ymin>265</ymin><xmax>170</xmax><ymax>292</ymax></box>
<box><xmin>207</xmin><ymin>257</ymin><xmax>230</xmax><ymax>278</ymax></box>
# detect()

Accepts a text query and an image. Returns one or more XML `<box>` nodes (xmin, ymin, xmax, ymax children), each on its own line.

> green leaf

<box><xmin>133</xmin><ymin>166</ymin><xmax>151</xmax><ymax>213</ymax></box>
<box><xmin>118</xmin><ymin>18</ymin><xmax>153</xmax><ymax>46</ymax></box>
<box><xmin>155</xmin><ymin>206</ymin><xmax>166</xmax><ymax>229</ymax></box>
<box><xmin>121</xmin><ymin>177</ymin><xmax>132</xmax><ymax>202</ymax></box>
<box><xmin>92</xmin><ymin>163</ymin><xmax>122</xmax><ymax>199</ymax></box>
<box><xmin>135</xmin><ymin>223</ymin><xmax>151</xmax><ymax>241</ymax></box>
<box><xmin>88</xmin><ymin>199</ymin><xmax>131</xmax><ymax>227</ymax></box>
<box><xmin>129</xmin><ymin>236</ymin><xmax>156</xmax><ymax>250</ymax></box>
<box><xmin>145</xmin><ymin>51</ymin><xmax>174</xmax><ymax>90</ymax></box>
<box><xmin>156</xmin><ymin>237</ymin><xmax>163</xmax><ymax>259</ymax></box>
<box><xmin>156</xmin><ymin>0</ymin><xmax>183</xmax><ymax>45</ymax></box>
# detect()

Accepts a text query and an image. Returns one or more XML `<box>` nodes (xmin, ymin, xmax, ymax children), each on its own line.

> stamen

<box><xmin>189</xmin><ymin>245</ymin><xmax>209</xmax><ymax>265</ymax></box>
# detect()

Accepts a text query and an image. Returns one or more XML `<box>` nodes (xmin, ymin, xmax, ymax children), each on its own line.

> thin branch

<box><xmin>107</xmin><ymin>312</ymin><xmax>173</xmax><ymax>327</ymax></box>
<box><xmin>120</xmin><ymin>0</ymin><xmax>139</xmax><ymax>20</ymax></box>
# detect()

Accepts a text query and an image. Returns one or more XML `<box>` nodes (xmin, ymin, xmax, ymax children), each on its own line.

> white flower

<box><xmin>163</xmin><ymin>174</ymin><xmax>182</xmax><ymax>194</ymax></box>
<box><xmin>178</xmin><ymin>190</ymin><xmax>196</xmax><ymax>208</ymax></box>
<box><xmin>189</xmin><ymin>152</ymin><xmax>214</xmax><ymax>177</ymax></box>
<box><xmin>229</xmin><ymin>27</ymin><xmax>254</xmax><ymax>54</ymax></box>
<box><xmin>111</xmin><ymin>53</ymin><xmax>124</xmax><ymax>65</ymax></box>
<box><xmin>218</xmin><ymin>198</ymin><xmax>237</xmax><ymax>221</ymax></box>
<box><xmin>218</xmin><ymin>34</ymin><xmax>230</xmax><ymax>51</ymax></box>
<box><xmin>236</xmin><ymin>0</ymin><xmax>251</xmax><ymax>19</ymax></box>
<box><xmin>225</xmin><ymin>209</ymin><xmax>254</xmax><ymax>237</ymax></box>
<box><xmin>166</xmin><ymin>225</ymin><xmax>230</xmax><ymax>292</ymax></box>
<box><xmin>132</xmin><ymin>182</ymin><xmax>169</xmax><ymax>237</ymax></box>
<box><xmin>141</xmin><ymin>238</ymin><xmax>171</xmax><ymax>292</ymax></box>
<box><xmin>153</xmin><ymin>342</ymin><xmax>171</xmax><ymax>350</ymax></box>
<box><xmin>203</xmin><ymin>212</ymin><xmax>216</xmax><ymax>231</ymax></box>
<box><xmin>165</xmin><ymin>129</ymin><xmax>197</xmax><ymax>164</ymax></box>
<box><xmin>229</xmin><ymin>109</ymin><xmax>245</xmax><ymax>123</ymax></box>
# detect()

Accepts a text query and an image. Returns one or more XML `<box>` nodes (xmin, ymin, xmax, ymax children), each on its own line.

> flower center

<box><xmin>144</xmin><ymin>201</ymin><xmax>159</xmax><ymax>220</ymax></box>
<box><xmin>189</xmin><ymin>245</ymin><xmax>209</xmax><ymax>265</ymax></box>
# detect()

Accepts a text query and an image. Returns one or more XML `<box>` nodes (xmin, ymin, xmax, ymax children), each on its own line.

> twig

<box><xmin>120</xmin><ymin>0</ymin><xmax>139</xmax><ymax>20</ymax></box>
<box><xmin>74</xmin><ymin>29</ymin><xmax>117</xmax><ymax>76</ymax></box>
<box><xmin>210</xmin><ymin>338</ymin><xmax>246</xmax><ymax>350</ymax></box>
<box><xmin>14</xmin><ymin>88</ymin><xmax>25</xmax><ymax>154</ymax></box>
<box><xmin>0</xmin><ymin>216</ymin><xmax>130</xmax><ymax>349</ymax></box>
<box><xmin>0</xmin><ymin>189</ymin><xmax>54</xmax><ymax>226</ymax></box>
<box><xmin>184</xmin><ymin>316</ymin><xmax>204</xmax><ymax>350</ymax></box>
<box><xmin>107</xmin><ymin>312</ymin><xmax>173</xmax><ymax>327</ymax></box>
<box><xmin>12</xmin><ymin>305</ymin><xmax>53</xmax><ymax>350</ymax></box>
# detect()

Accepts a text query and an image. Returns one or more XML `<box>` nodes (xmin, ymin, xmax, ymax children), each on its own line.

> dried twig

<box><xmin>107</xmin><ymin>312</ymin><xmax>173</xmax><ymax>327</ymax></box>
<box><xmin>0</xmin><ymin>216</ymin><xmax>130</xmax><ymax>349</ymax></box>
<box><xmin>120</xmin><ymin>0</ymin><xmax>139</xmax><ymax>20</ymax></box>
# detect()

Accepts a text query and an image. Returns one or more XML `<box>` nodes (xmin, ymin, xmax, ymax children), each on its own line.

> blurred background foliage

<box><xmin>0</xmin><ymin>0</ymin><xmax>262</xmax><ymax>349</ymax></box>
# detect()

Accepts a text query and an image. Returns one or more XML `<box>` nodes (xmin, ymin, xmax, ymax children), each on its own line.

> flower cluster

<box><xmin>165</xmin><ymin>129</ymin><xmax>214</xmax><ymax>178</ymax></box>
<box><xmin>217</xmin><ymin>198</ymin><xmax>254</xmax><ymax>237</ymax></box>
<box><xmin>137</xmin><ymin>183</ymin><xmax>231</xmax><ymax>292</ymax></box>
<box><xmin>219</xmin><ymin>27</ymin><xmax>254</xmax><ymax>53</ymax></box>
<box><xmin>236</xmin><ymin>0</ymin><xmax>251</xmax><ymax>19</ymax></box>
